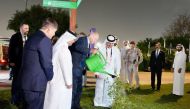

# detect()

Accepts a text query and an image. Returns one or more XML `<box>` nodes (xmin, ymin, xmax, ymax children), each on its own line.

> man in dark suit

<box><xmin>70</xmin><ymin>32</ymin><xmax>99</xmax><ymax>109</ymax></box>
<box><xmin>18</xmin><ymin>18</ymin><xmax>57</xmax><ymax>109</ymax></box>
<box><xmin>8</xmin><ymin>22</ymin><xmax>29</xmax><ymax>107</ymax></box>
<box><xmin>149</xmin><ymin>42</ymin><xmax>165</xmax><ymax>91</ymax></box>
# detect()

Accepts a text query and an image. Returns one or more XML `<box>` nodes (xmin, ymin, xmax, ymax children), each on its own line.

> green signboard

<box><xmin>43</xmin><ymin>0</ymin><xmax>82</xmax><ymax>9</ymax></box>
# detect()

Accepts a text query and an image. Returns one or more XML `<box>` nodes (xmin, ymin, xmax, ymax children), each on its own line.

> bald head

<box><xmin>89</xmin><ymin>32</ymin><xmax>99</xmax><ymax>44</ymax></box>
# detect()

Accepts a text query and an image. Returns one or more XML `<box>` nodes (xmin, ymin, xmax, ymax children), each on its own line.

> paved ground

<box><xmin>139</xmin><ymin>72</ymin><xmax>190</xmax><ymax>84</ymax></box>
<box><xmin>0</xmin><ymin>70</ymin><xmax>11</xmax><ymax>90</ymax></box>
<box><xmin>86</xmin><ymin>71</ymin><xmax>190</xmax><ymax>86</ymax></box>
<box><xmin>0</xmin><ymin>70</ymin><xmax>190</xmax><ymax>89</ymax></box>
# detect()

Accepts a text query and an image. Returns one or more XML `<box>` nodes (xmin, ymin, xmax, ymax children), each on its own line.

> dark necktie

<box><xmin>87</xmin><ymin>44</ymin><xmax>91</xmax><ymax>57</ymax></box>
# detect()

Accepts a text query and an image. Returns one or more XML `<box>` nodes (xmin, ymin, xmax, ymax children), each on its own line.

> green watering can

<box><xmin>85</xmin><ymin>51</ymin><xmax>108</xmax><ymax>74</ymax></box>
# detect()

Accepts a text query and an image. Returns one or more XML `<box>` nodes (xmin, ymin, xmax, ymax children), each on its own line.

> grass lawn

<box><xmin>0</xmin><ymin>84</ymin><xmax>190</xmax><ymax>109</ymax></box>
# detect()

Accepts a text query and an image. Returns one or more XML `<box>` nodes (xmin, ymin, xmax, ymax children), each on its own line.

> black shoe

<box><xmin>72</xmin><ymin>106</ymin><xmax>83</xmax><ymax>109</ymax></box>
<box><xmin>78</xmin><ymin>107</ymin><xmax>83</xmax><ymax>109</ymax></box>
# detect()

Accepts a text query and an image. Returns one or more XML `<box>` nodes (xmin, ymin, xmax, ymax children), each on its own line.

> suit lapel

<box><xmin>85</xmin><ymin>36</ymin><xmax>88</xmax><ymax>48</ymax></box>
<box><xmin>84</xmin><ymin>37</ymin><xmax>90</xmax><ymax>57</ymax></box>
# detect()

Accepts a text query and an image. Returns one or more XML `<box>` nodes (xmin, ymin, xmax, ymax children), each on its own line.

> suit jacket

<box><xmin>8</xmin><ymin>32</ymin><xmax>24</xmax><ymax>72</ymax></box>
<box><xmin>70</xmin><ymin>36</ymin><xmax>90</xmax><ymax>77</ymax></box>
<box><xmin>19</xmin><ymin>30</ymin><xmax>53</xmax><ymax>92</ymax></box>
<box><xmin>149</xmin><ymin>50</ymin><xmax>165</xmax><ymax>70</ymax></box>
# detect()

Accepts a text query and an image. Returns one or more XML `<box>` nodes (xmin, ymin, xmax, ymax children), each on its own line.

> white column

<box><xmin>164</xmin><ymin>38</ymin><xmax>166</xmax><ymax>48</ymax></box>
<box><xmin>189</xmin><ymin>38</ymin><xmax>190</xmax><ymax>62</ymax></box>
<box><xmin>147</xmin><ymin>42</ymin><xmax>150</xmax><ymax>57</ymax></box>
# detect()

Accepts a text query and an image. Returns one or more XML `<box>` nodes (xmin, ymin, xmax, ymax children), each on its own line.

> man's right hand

<box><xmin>9</xmin><ymin>63</ymin><xmax>15</xmax><ymax>67</ymax></box>
<box><xmin>148</xmin><ymin>67</ymin><xmax>151</xmax><ymax>71</ymax></box>
<box><xmin>66</xmin><ymin>84</ymin><xmax>72</xmax><ymax>89</ymax></box>
<box><xmin>95</xmin><ymin>74</ymin><xmax>100</xmax><ymax>78</ymax></box>
<box><xmin>171</xmin><ymin>68</ymin><xmax>174</xmax><ymax>72</ymax></box>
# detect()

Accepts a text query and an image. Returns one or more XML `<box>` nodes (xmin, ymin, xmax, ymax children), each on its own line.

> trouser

<box><xmin>11</xmin><ymin>67</ymin><xmax>22</xmax><ymax>108</ymax></box>
<box><xmin>22</xmin><ymin>90</ymin><xmax>45</xmax><ymax>109</ymax></box>
<box><xmin>82</xmin><ymin>70</ymin><xmax>87</xmax><ymax>86</ymax></box>
<box><xmin>120</xmin><ymin>60</ymin><xmax>128</xmax><ymax>83</ymax></box>
<box><xmin>9</xmin><ymin>68</ymin><xmax>13</xmax><ymax>80</ymax></box>
<box><xmin>151</xmin><ymin>68</ymin><xmax>162</xmax><ymax>90</ymax></box>
<box><xmin>72</xmin><ymin>69</ymin><xmax>83</xmax><ymax>109</ymax></box>
<box><xmin>127</xmin><ymin>63</ymin><xmax>139</xmax><ymax>87</ymax></box>
<box><xmin>82</xmin><ymin>75</ymin><xmax>87</xmax><ymax>86</ymax></box>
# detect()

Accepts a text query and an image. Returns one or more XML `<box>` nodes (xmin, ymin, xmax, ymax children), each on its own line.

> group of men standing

<box><xmin>8</xmin><ymin>17</ymin><xmax>187</xmax><ymax>109</ymax></box>
<box><xmin>8</xmin><ymin>18</ymin><xmax>100</xmax><ymax>109</ymax></box>
<box><xmin>120</xmin><ymin>40</ymin><xmax>143</xmax><ymax>89</ymax></box>
<box><xmin>120</xmin><ymin>41</ymin><xmax>187</xmax><ymax>95</ymax></box>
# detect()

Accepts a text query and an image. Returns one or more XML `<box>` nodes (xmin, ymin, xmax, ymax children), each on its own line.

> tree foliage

<box><xmin>137</xmin><ymin>13</ymin><xmax>190</xmax><ymax>71</ymax></box>
<box><xmin>164</xmin><ymin>13</ymin><xmax>190</xmax><ymax>37</ymax></box>
<box><xmin>7</xmin><ymin>5</ymin><xmax>69</xmax><ymax>36</ymax></box>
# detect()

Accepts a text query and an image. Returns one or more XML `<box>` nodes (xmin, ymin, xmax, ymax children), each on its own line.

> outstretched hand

<box><xmin>91</xmin><ymin>48</ymin><xmax>98</xmax><ymax>54</ymax></box>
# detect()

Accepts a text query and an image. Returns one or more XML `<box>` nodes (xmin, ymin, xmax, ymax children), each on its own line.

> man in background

<box><xmin>8</xmin><ymin>22</ymin><xmax>29</xmax><ymax>107</ymax></box>
<box><xmin>149</xmin><ymin>42</ymin><xmax>165</xmax><ymax>91</ymax></box>
<box><xmin>172</xmin><ymin>44</ymin><xmax>186</xmax><ymax>96</ymax></box>
<box><xmin>120</xmin><ymin>40</ymin><xmax>130</xmax><ymax>83</ymax></box>
<box><xmin>126</xmin><ymin>41</ymin><xmax>143</xmax><ymax>89</ymax></box>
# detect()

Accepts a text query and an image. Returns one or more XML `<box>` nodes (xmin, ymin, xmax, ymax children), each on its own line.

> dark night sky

<box><xmin>0</xmin><ymin>0</ymin><xmax>190</xmax><ymax>42</ymax></box>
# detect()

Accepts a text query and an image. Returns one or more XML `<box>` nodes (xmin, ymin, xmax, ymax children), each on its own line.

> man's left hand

<box><xmin>66</xmin><ymin>84</ymin><xmax>72</xmax><ymax>89</ymax></box>
<box><xmin>162</xmin><ymin>69</ymin><xmax>165</xmax><ymax>72</ymax></box>
<box><xmin>178</xmin><ymin>68</ymin><xmax>182</xmax><ymax>73</ymax></box>
<box><xmin>135</xmin><ymin>64</ymin><xmax>138</xmax><ymax>68</ymax></box>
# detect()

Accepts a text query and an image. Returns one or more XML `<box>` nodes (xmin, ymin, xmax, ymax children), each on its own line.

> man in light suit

<box><xmin>149</xmin><ymin>42</ymin><xmax>165</xmax><ymax>91</ymax></box>
<box><xmin>18</xmin><ymin>18</ymin><xmax>57</xmax><ymax>109</ymax></box>
<box><xmin>70</xmin><ymin>32</ymin><xmax>99</xmax><ymax>109</ymax></box>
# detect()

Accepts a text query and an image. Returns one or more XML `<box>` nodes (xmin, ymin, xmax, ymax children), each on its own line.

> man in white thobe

<box><xmin>125</xmin><ymin>41</ymin><xmax>143</xmax><ymax>89</ymax></box>
<box><xmin>172</xmin><ymin>44</ymin><xmax>186</xmax><ymax>96</ymax></box>
<box><xmin>44</xmin><ymin>31</ymin><xmax>77</xmax><ymax>109</ymax></box>
<box><xmin>120</xmin><ymin>40</ymin><xmax>130</xmax><ymax>83</ymax></box>
<box><xmin>94</xmin><ymin>35</ymin><xmax>121</xmax><ymax>108</ymax></box>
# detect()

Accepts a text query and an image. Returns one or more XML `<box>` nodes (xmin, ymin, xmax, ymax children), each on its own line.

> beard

<box><xmin>23</xmin><ymin>31</ymin><xmax>28</xmax><ymax>36</ymax></box>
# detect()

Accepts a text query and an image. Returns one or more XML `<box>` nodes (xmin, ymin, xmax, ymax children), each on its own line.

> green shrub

<box><xmin>109</xmin><ymin>78</ymin><xmax>147</xmax><ymax>109</ymax></box>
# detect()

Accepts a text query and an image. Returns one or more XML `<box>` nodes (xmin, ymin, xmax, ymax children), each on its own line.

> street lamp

<box><xmin>163</xmin><ymin>38</ymin><xmax>166</xmax><ymax>48</ymax></box>
<box><xmin>169</xmin><ymin>43</ymin><xmax>172</xmax><ymax>55</ymax></box>
<box><xmin>147</xmin><ymin>42</ymin><xmax>150</xmax><ymax>57</ymax></box>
